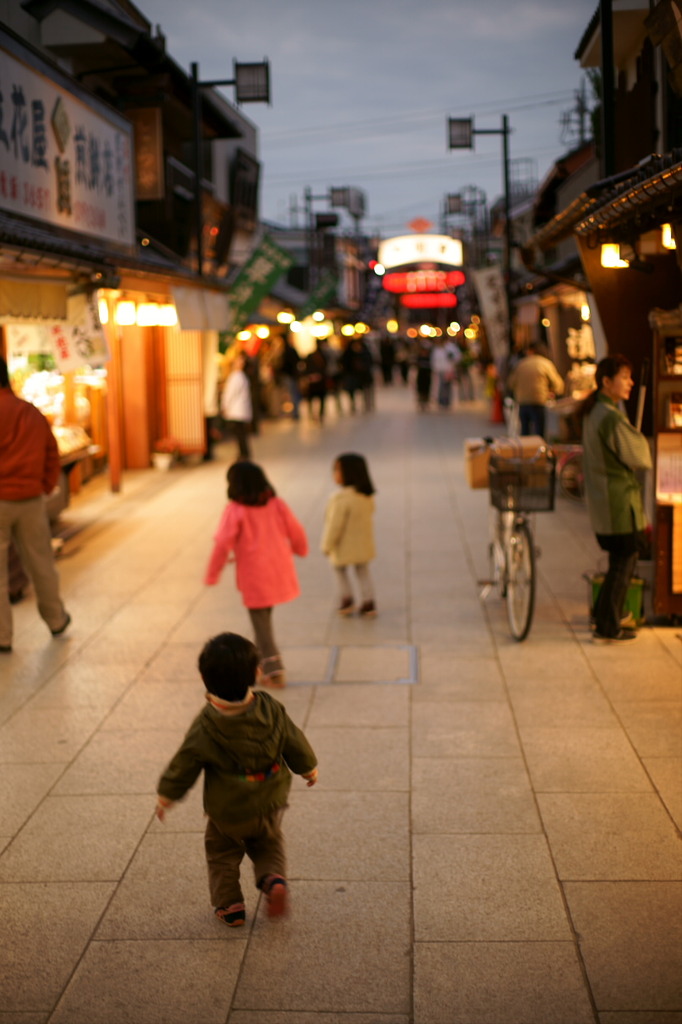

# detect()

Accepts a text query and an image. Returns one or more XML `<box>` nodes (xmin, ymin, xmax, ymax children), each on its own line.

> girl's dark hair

<box><xmin>198</xmin><ymin>632</ymin><xmax>260</xmax><ymax>700</ymax></box>
<box><xmin>579</xmin><ymin>353</ymin><xmax>632</xmax><ymax>419</ymax></box>
<box><xmin>227</xmin><ymin>461</ymin><xmax>275</xmax><ymax>506</ymax></box>
<box><xmin>335</xmin><ymin>452</ymin><xmax>375</xmax><ymax>495</ymax></box>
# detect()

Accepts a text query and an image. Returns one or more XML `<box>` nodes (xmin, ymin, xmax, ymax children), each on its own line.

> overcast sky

<box><xmin>137</xmin><ymin>0</ymin><xmax>598</xmax><ymax>237</ymax></box>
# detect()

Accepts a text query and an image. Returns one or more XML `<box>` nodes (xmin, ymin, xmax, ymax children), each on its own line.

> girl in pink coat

<box><xmin>205</xmin><ymin>462</ymin><xmax>308</xmax><ymax>687</ymax></box>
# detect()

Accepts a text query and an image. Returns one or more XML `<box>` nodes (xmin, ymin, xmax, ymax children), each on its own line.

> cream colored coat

<box><xmin>321</xmin><ymin>487</ymin><xmax>375</xmax><ymax>567</ymax></box>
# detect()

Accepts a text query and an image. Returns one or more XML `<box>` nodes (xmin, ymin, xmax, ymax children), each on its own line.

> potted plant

<box><xmin>151</xmin><ymin>437</ymin><xmax>180</xmax><ymax>471</ymax></box>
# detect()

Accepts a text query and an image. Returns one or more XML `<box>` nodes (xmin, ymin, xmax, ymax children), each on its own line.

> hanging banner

<box><xmin>472</xmin><ymin>266</ymin><xmax>509</xmax><ymax>365</ymax></box>
<box><xmin>298</xmin><ymin>271</ymin><xmax>338</xmax><ymax>320</ymax></box>
<box><xmin>226</xmin><ymin>235</ymin><xmax>294</xmax><ymax>332</ymax></box>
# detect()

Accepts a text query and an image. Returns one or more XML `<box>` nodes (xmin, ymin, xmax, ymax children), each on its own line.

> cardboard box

<box><xmin>464</xmin><ymin>436</ymin><xmax>546</xmax><ymax>489</ymax></box>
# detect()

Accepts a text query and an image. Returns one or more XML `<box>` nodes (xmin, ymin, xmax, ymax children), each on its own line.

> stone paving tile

<box><xmin>334</xmin><ymin>644</ymin><xmax>415</xmax><ymax>683</ymax></box>
<box><xmin>52</xmin><ymin>729</ymin><xmax>182</xmax><ymax>796</ymax></box>
<box><xmin>411</xmin><ymin>700</ymin><xmax>520</xmax><ymax>759</ymax></box>
<box><xmin>229</xmin><ymin>1015</ymin><xmax>409</xmax><ymax>1024</ymax></box>
<box><xmin>96</xmin><ymin>832</ymin><xmax>258</xmax><ymax>939</ymax></box>
<box><xmin>50</xmin><ymin>939</ymin><xmax>241</xmax><ymax>1023</ymax></box>
<box><xmin>519</xmin><ymin>726</ymin><xmax>653</xmax><ymax>792</ymax></box>
<box><xmin>643</xmin><ymin>756</ymin><xmax>682</xmax><ymax>829</ymax></box>
<box><xmin>599</xmin><ymin>1014</ymin><xmax>682</xmax><ymax>1023</ymax></box>
<box><xmin>0</xmin><ymin>762</ymin><xmax>64</xmax><ymax>835</ymax></box>
<box><xmin>307</xmin><ymin>682</ymin><xmax>409</xmax><ymax>727</ymax></box>
<box><xmin>412</xmin><ymin>757</ymin><xmax>540</xmax><ymax>834</ymax></box>
<box><xmin>0</xmin><ymin>706</ymin><xmax>104</xmax><ymax>764</ymax></box>
<box><xmin>0</xmin><ymin>881</ymin><xmax>114</xmax><ymax>1012</ymax></box>
<box><xmin>413</xmin><ymin>834</ymin><xmax>571</xmax><ymax>942</ymax></box>
<box><xmin>286</xmin><ymin>790</ymin><xmax>409</xmax><ymax>879</ymax></box>
<box><xmin>25</xmin><ymin>660</ymin><xmax>139</xmax><ymax>711</ymax></box>
<box><xmin>612</xmin><ymin>700</ymin><xmax>682</xmax><ymax>757</ymax></box>
<box><xmin>414</xmin><ymin>942</ymin><xmax>595</xmax><ymax>1024</ymax></box>
<box><xmin>414</xmin><ymin>652</ymin><xmax>505</xmax><ymax>700</ymax></box>
<box><xmin>233</xmin><ymin>881</ymin><xmax>410</xmax><ymax>1016</ymax></box>
<box><xmin>99</xmin><ymin>680</ymin><xmax>203</xmax><ymax>732</ymax></box>
<box><xmin>305</xmin><ymin>726</ymin><xmax>408</xmax><ymax>791</ymax></box>
<box><xmin>0</xmin><ymin>795</ymin><xmax>152</xmax><ymax>882</ymax></box>
<box><xmin>537</xmin><ymin>793</ymin><xmax>682</xmax><ymax>880</ymax></box>
<box><xmin>564</xmin><ymin>882</ymin><xmax>682</xmax><ymax>1013</ymax></box>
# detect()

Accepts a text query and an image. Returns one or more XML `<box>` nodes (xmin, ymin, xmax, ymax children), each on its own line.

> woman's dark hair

<box><xmin>335</xmin><ymin>452</ymin><xmax>375</xmax><ymax>495</ymax></box>
<box><xmin>0</xmin><ymin>357</ymin><xmax>10</xmax><ymax>389</ymax></box>
<box><xmin>198</xmin><ymin>632</ymin><xmax>260</xmax><ymax>700</ymax></box>
<box><xmin>579</xmin><ymin>353</ymin><xmax>632</xmax><ymax>419</ymax></box>
<box><xmin>227</xmin><ymin>461</ymin><xmax>275</xmax><ymax>506</ymax></box>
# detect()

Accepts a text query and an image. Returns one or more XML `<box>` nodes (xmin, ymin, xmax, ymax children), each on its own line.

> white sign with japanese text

<box><xmin>0</xmin><ymin>42</ymin><xmax>134</xmax><ymax>247</ymax></box>
<box><xmin>472</xmin><ymin>266</ymin><xmax>510</xmax><ymax>365</ymax></box>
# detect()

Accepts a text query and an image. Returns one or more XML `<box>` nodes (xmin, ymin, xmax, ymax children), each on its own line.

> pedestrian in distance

<box><xmin>321</xmin><ymin>452</ymin><xmax>377</xmax><ymax>617</ymax></box>
<box><xmin>414</xmin><ymin>338</ymin><xmax>433</xmax><ymax>411</ymax></box>
<box><xmin>204</xmin><ymin>461</ymin><xmax>308</xmax><ymax>686</ymax></box>
<box><xmin>506</xmin><ymin>341</ymin><xmax>564</xmax><ymax>438</ymax></box>
<box><xmin>0</xmin><ymin>356</ymin><xmax>71</xmax><ymax>652</ymax></box>
<box><xmin>156</xmin><ymin>631</ymin><xmax>318</xmax><ymax>927</ymax></box>
<box><xmin>302</xmin><ymin>340</ymin><xmax>328</xmax><ymax>423</ymax></box>
<box><xmin>220</xmin><ymin>351</ymin><xmax>253</xmax><ymax>460</ymax></box>
<box><xmin>580</xmin><ymin>354</ymin><xmax>652</xmax><ymax>643</ymax></box>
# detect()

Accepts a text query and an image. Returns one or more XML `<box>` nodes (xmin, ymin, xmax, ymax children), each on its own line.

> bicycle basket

<box><xmin>489</xmin><ymin>453</ymin><xmax>556</xmax><ymax>512</ymax></box>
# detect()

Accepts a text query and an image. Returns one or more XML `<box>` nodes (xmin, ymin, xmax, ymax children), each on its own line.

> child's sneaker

<box><xmin>338</xmin><ymin>598</ymin><xmax>355</xmax><ymax>616</ymax></box>
<box><xmin>262</xmin><ymin>874</ymin><xmax>289</xmax><ymax>918</ymax></box>
<box><xmin>215</xmin><ymin>902</ymin><xmax>245</xmax><ymax>927</ymax></box>
<box><xmin>359</xmin><ymin>601</ymin><xmax>377</xmax><ymax>617</ymax></box>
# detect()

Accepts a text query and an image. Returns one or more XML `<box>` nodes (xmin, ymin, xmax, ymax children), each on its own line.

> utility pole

<box><xmin>600</xmin><ymin>0</ymin><xmax>616</xmax><ymax>176</ymax></box>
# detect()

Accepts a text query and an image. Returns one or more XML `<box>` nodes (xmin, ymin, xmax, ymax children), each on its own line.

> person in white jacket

<box><xmin>321</xmin><ymin>452</ymin><xmax>377</xmax><ymax>617</ymax></box>
<box><xmin>221</xmin><ymin>353</ymin><xmax>253</xmax><ymax>460</ymax></box>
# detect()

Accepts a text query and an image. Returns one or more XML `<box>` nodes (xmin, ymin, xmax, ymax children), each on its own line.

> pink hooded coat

<box><xmin>204</xmin><ymin>497</ymin><xmax>308</xmax><ymax>609</ymax></box>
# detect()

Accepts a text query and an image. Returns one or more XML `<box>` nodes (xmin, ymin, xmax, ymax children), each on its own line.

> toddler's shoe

<box><xmin>338</xmin><ymin>598</ymin><xmax>355</xmax><ymax>616</ymax></box>
<box><xmin>262</xmin><ymin>874</ymin><xmax>289</xmax><ymax>918</ymax></box>
<box><xmin>215</xmin><ymin>902</ymin><xmax>245</xmax><ymax>927</ymax></box>
<box><xmin>359</xmin><ymin>601</ymin><xmax>377</xmax><ymax>617</ymax></box>
<box><xmin>51</xmin><ymin>613</ymin><xmax>71</xmax><ymax>637</ymax></box>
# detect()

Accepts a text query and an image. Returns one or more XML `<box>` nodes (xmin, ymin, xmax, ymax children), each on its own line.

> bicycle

<box><xmin>480</xmin><ymin>439</ymin><xmax>556</xmax><ymax>641</ymax></box>
<box><xmin>555</xmin><ymin>443</ymin><xmax>584</xmax><ymax>502</ymax></box>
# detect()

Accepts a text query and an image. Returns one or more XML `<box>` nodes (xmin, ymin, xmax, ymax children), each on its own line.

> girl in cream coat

<box><xmin>321</xmin><ymin>452</ymin><xmax>377</xmax><ymax>617</ymax></box>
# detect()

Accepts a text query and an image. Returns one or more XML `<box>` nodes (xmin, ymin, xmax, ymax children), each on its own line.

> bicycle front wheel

<box><xmin>505</xmin><ymin>520</ymin><xmax>535</xmax><ymax>641</ymax></box>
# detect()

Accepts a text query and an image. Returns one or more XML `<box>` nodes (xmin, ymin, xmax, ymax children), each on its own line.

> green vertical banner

<box><xmin>227</xmin><ymin>235</ymin><xmax>294</xmax><ymax>332</ymax></box>
<box><xmin>298</xmin><ymin>272</ymin><xmax>338</xmax><ymax>321</ymax></box>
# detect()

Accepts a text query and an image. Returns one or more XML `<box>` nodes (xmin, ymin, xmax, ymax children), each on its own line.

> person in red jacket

<box><xmin>0</xmin><ymin>357</ymin><xmax>71</xmax><ymax>652</ymax></box>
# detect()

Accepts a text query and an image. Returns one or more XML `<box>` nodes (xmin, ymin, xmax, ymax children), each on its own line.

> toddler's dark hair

<box><xmin>198</xmin><ymin>632</ymin><xmax>260</xmax><ymax>700</ymax></box>
<box><xmin>335</xmin><ymin>452</ymin><xmax>375</xmax><ymax>495</ymax></box>
<box><xmin>227</xmin><ymin>461</ymin><xmax>276</xmax><ymax>506</ymax></box>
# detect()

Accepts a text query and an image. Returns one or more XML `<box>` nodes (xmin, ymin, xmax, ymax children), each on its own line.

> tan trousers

<box><xmin>205</xmin><ymin>806</ymin><xmax>286</xmax><ymax>908</ymax></box>
<box><xmin>0</xmin><ymin>496</ymin><xmax>67</xmax><ymax>647</ymax></box>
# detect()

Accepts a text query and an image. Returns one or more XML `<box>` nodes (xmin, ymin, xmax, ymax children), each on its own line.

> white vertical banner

<box><xmin>48</xmin><ymin>294</ymin><xmax>109</xmax><ymax>372</ymax></box>
<box><xmin>472</xmin><ymin>266</ymin><xmax>509</xmax><ymax>366</ymax></box>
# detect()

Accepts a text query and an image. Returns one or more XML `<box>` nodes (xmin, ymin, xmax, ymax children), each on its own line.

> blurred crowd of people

<box><xmin>211</xmin><ymin>331</ymin><xmax>482</xmax><ymax>456</ymax></box>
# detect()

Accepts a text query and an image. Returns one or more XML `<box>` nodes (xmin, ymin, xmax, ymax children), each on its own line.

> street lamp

<box><xmin>447</xmin><ymin>114</ymin><xmax>513</xmax><ymax>351</ymax></box>
<box><xmin>191</xmin><ymin>59</ymin><xmax>270</xmax><ymax>275</ymax></box>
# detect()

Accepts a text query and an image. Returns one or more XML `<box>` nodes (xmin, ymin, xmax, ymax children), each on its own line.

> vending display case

<box><xmin>650</xmin><ymin>307</ymin><xmax>682</xmax><ymax>616</ymax></box>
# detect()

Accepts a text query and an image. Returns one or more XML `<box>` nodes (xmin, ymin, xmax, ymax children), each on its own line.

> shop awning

<box><xmin>0</xmin><ymin>277</ymin><xmax>68</xmax><ymax>319</ymax></box>
<box><xmin>525</xmin><ymin>153</ymin><xmax>682</xmax><ymax>255</ymax></box>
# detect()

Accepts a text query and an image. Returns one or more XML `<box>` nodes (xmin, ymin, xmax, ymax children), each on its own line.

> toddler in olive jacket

<box><xmin>156</xmin><ymin>632</ymin><xmax>317</xmax><ymax>926</ymax></box>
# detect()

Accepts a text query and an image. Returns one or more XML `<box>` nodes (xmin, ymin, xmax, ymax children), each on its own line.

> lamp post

<box><xmin>191</xmin><ymin>59</ymin><xmax>270</xmax><ymax>276</ymax></box>
<box><xmin>447</xmin><ymin>114</ymin><xmax>513</xmax><ymax>352</ymax></box>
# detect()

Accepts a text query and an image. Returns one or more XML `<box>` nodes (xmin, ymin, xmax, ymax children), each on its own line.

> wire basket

<box><xmin>489</xmin><ymin>453</ymin><xmax>556</xmax><ymax>512</ymax></box>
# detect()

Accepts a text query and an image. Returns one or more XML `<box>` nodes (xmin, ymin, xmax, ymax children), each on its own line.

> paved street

<box><xmin>1</xmin><ymin>381</ymin><xmax>681</xmax><ymax>1024</ymax></box>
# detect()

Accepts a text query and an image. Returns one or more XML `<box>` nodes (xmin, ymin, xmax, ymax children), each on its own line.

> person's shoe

<box><xmin>359</xmin><ymin>601</ymin><xmax>377</xmax><ymax>617</ymax></box>
<box><xmin>51</xmin><ymin>613</ymin><xmax>71</xmax><ymax>637</ymax></box>
<box><xmin>215</xmin><ymin>903</ymin><xmax>245</xmax><ymax>927</ymax></box>
<box><xmin>590</xmin><ymin>611</ymin><xmax>637</xmax><ymax>631</ymax></box>
<box><xmin>338</xmin><ymin>598</ymin><xmax>355</xmax><ymax>616</ymax></box>
<box><xmin>261</xmin><ymin>671</ymin><xmax>286</xmax><ymax>689</ymax></box>
<box><xmin>0</xmin><ymin>644</ymin><xmax>11</xmax><ymax>653</ymax></box>
<box><xmin>261</xmin><ymin>875</ymin><xmax>288</xmax><ymax>918</ymax></box>
<box><xmin>592</xmin><ymin>628</ymin><xmax>638</xmax><ymax>644</ymax></box>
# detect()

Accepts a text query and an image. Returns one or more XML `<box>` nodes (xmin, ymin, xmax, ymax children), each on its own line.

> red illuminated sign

<box><xmin>400</xmin><ymin>293</ymin><xmax>458</xmax><ymax>309</ymax></box>
<box><xmin>383</xmin><ymin>270</ymin><xmax>466</xmax><ymax>294</ymax></box>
